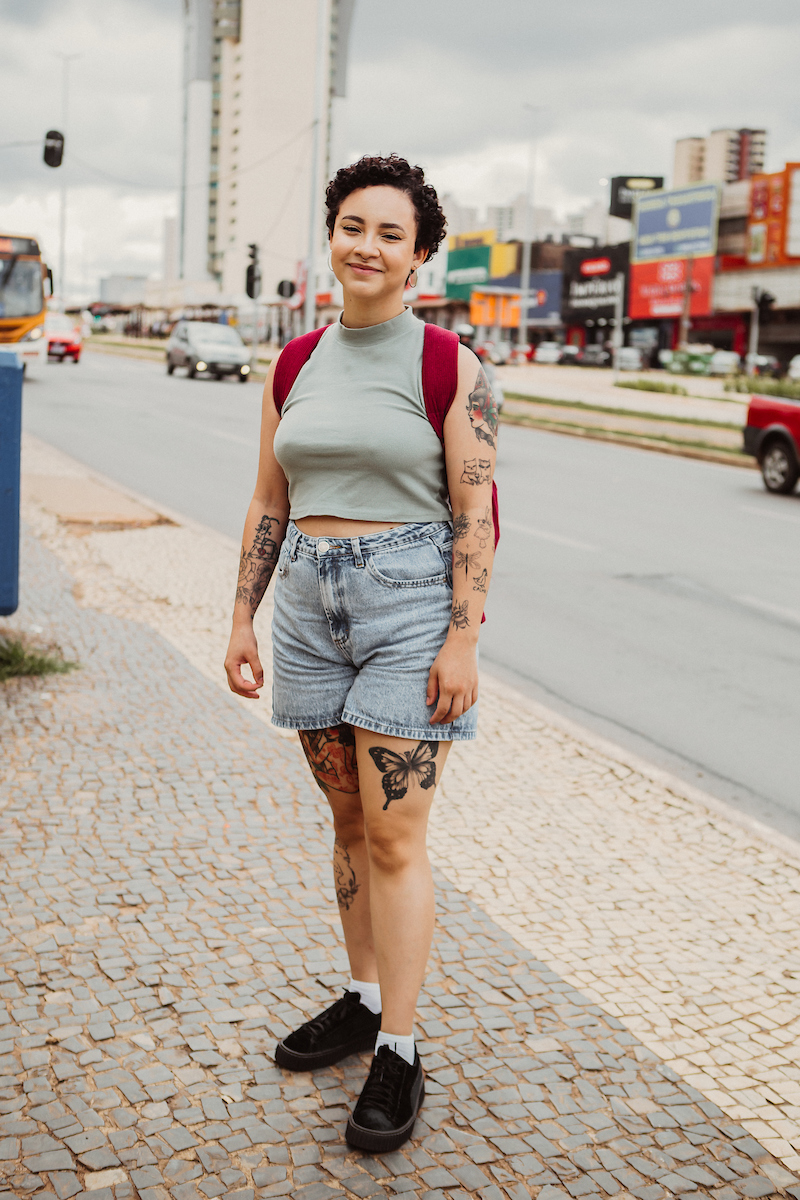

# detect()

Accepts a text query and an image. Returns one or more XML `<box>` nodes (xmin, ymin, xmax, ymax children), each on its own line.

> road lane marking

<box><xmin>736</xmin><ymin>594</ymin><xmax>800</xmax><ymax>628</ymax></box>
<box><xmin>740</xmin><ymin>504</ymin><xmax>800</xmax><ymax>526</ymax></box>
<box><xmin>502</xmin><ymin>520</ymin><xmax>600</xmax><ymax>552</ymax></box>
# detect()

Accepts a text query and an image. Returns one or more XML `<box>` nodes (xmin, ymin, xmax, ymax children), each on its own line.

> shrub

<box><xmin>0</xmin><ymin>632</ymin><xmax>77</xmax><ymax>683</ymax></box>
<box><xmin>615</xmin><ymin>379</ymin><xmax>688</xmax><ymax>396</ymax></box>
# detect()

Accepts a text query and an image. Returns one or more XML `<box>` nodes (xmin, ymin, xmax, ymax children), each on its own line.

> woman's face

<box><xmin>329</xmin><ymin>186</ymin><xmax>427</xmax><ymax>301</ymax></box>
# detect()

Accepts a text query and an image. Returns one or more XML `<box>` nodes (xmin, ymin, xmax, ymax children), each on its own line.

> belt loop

<box><xmin>289</xmin><ymin>525</ymin><xmax>301</xmax><ymax>561</ymax></box>
<box><xmin>350</xmin><ymin>536</ymin><xmax>364</xmax><ymax>568</ymax></box>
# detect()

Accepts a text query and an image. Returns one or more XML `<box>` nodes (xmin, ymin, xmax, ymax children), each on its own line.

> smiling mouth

<box><xmin>348</xmin><ymin>263</ymin><xmax>381</xmax><ymax>273</ymax></box>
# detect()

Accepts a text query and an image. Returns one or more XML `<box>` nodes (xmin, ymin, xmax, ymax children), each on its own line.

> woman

<box><xmin>224</xmin><ymin>154</ymin><xmax>498</xmax><ymax>1152</ymax></box>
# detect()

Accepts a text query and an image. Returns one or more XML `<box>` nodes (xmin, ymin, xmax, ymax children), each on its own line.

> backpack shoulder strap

<box><xmin>421</xmin><ymin>324</ymin><xmax>500</xmax><ymax>552</ymax></box>
<box><xmin>421</xmin><ymin>323</ymin><xmax>460</xmax><ymax>440</ymax></box>
<box><xmin>272</xmin><ymin>325</ymin><xmax>328</xmax><ymax>415</ymax></box>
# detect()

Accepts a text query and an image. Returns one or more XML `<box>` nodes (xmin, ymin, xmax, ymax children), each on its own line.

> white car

<box><xmin>533</xmin><ymin>341</ymin><xmax>564</xmax><ymax>364</ymax></box>
<box><xmin>708</xmin><ymin>350</ymin><xmax>740</xmax><ymax>376</ymax></box>
<box><xmin>616</xmin><ymin>346</ymin><xmax>644</xmax><ymax>371</ymax></box>
<box><xmin>787</xmin><ymin>355</ymin><xmax>800</xmax><ymax>382</ymax></box>
<box><xmin>166</xmin><ymin>320</ymin><xmax>251</xmax><ymax>381</ymax></box>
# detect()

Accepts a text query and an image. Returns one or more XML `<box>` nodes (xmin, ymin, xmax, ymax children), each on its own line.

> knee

<box><xmin>332</xmin><ymin>804</ymin><xmax>365</xmax><ymax>846</ymax></box>
<box><xmin>365</xmin><ymin>824</ymin><xmax>417</xmax><ymax>875</ymax></box>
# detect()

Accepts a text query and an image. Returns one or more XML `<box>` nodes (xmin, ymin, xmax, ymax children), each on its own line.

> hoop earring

<box><xmin>327</xmin><ymin>250</ymin><xmax>333</xmax><ymax>271</ymax></box>
<box><xmin>408</xmin><ymin>267</ymin><xmax>418</xmax><ymax>287</ymax></box>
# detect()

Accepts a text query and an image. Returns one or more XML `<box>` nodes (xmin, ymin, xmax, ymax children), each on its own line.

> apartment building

<box><xmin>673</xmin><ymin>128</ymin><xmax>766</xmax><ymax>187</ymax></box>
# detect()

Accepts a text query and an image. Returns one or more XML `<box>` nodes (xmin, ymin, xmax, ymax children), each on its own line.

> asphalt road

<box><xmin>23</xmin><ymin>350</ymin><xmax>800</xmax><ymax>838</ymax></box>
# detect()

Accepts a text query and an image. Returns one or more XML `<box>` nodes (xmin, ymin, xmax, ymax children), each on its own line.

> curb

<box><xmin>499</xmin><ymin>410</ymin><xmax>757</xmax><ymax>469</ymax></box>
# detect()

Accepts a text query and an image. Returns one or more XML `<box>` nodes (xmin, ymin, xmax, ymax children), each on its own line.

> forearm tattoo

<box><xmin>454</xmin><ymin>548</ymin><xmax>482</xmax><ymax>578</ymax></box>
<box><xmin>333</xmin><ymin>836</ymin><xmax>360</xmax><ymax>910</ymax></box>
<box><xmin>461</xmin><ymin>458</ymin><xmax>492</xmax><ymax>486</ymax></box>
<box><xmin>472</xmin><ymin>568</ymin><xmax>488</xmax><ymax>593</ymax></box>
<box><xmin>453</xmin><ymin>512</ymin><xmax>470</xmax><ymax>541</ymax></box>
<box><xmin>450</xmin><ymin>599</ymin><xmax>470</xmax><ymax>630</ymax></box>
<box><xmin>475</xmin><ymin>506</ymin><xmax>492</xmax><ymax>548</ymax></box>
<box><xmin>299</xmin><ymin>724</ymin><xmax>359</xmax><ymax>795</ymax></box>
<box><xmin>466</xmin><ymin>367</ymin><xmax>500</xmax><ymax>449</ymax></box>
<box><xmin>367</xmin><ymin>740</ymin><xmax>439</xmax><ymax>810</ymax></box>
<box><xmin>236</xmin><ymin>514</ymin><xmax>281</xmax><ymax>615</ymax></box>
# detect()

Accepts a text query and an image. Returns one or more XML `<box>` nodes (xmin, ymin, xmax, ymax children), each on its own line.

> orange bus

<box><xmin>0</xmin><ymin>234</ymin><xmax>53</xmax><ymax>374</ymax></box>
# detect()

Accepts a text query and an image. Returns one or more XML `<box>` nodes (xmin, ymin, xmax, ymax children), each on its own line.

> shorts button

<box><xmin>317</xmin><ymin>539</ymin><xmax>330</xmax><ymax>555</ymax></box>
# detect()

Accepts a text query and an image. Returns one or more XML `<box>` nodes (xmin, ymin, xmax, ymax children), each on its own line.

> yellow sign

<box><xmin>470</xmin><ymin>292</ymin><xmax>520</xmax><ymax>329</ymax></box>
<box><xmin>448</xmin><ymin>228</ymin><xmax>496</xmax><ymax>251</ymax></box>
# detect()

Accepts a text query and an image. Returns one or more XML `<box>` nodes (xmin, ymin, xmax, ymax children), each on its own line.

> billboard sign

<box><xmin>628</xmin><ymin>256</ymin><xmax>713</xmax><ymax>319</ymax></box>
<box><xmin>609</xmin><ymin>176</ymin><xmax>664</xmax><ymax>220</ymax></box>
<box><xmin>561</xmin><ymin>243</ymin><xmax>629</xmax><ymax>323</ymax></box>
<box><xmin>470</xmin><ymin>270</ymin><xmax>562</xmax><ymax>328</ymax></box>
<box><xmin>446</xmin><ymin>244</ymin><xmax>491</xmax><ymax>300</ymax></box>
<box><xmin>747</xmin><ymin>164</ymin><xmax>800</xmax><ymax>266</ymax></box>
<box><xmin>632</xmin><ymin>183</ymin><xmax>719</xmax><ymax>263</ymax></box>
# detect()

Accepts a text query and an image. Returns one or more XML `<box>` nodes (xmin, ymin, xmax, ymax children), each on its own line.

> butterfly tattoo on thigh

<box><xmin>368</xmin><ymin>740</ymin><xmax>439</xmax><ymax>809</ymax></box>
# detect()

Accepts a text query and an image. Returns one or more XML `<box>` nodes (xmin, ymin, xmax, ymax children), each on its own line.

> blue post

<box><xmin>0</xmin><ymin>348</ymin><xmax>23</xmax><ymax>617</ymax></box>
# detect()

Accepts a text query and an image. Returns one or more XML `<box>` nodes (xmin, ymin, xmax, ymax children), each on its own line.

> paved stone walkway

<box><xmin>2</xmin><ymin>532</ymin><xmax>797</xmax><ymax>1200</ymax></box>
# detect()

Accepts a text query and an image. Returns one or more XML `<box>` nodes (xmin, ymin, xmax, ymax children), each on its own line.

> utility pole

<box><xmin>246</xmin><ymin>243</ymin><xmax>261</xmax><ymax>375</ymax></box>
<box><xmin>748</xmin><ymin>286</ymin><xmax>775</xmax><ymax>372</ymax></box>
<box><xmin>54</xmin><ymin>52</ymin><xmax>81</xmax><ymax>311</ymax></box>
<box><xmin>517</xmin><ymin>105</ymin><xmax>544</xmax><ymax>355</ymax></box>
<box><xmin>678</xmin><ymin>255</ymin><xmax>694</xmax><ymax>349</ymax></box>
<box><xmin>304</xmin><ymin>0</ymin><xmax>328</xmax><ymax>336</ymax></box>
<box><xmin>611</xmin><ymin>272</ymin><xmax>625</xmax><ymax>379</ymax></box>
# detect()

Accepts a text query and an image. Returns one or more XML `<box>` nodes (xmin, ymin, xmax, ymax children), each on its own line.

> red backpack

<box><xmin>272</xmin><ymin>323</ymin><xmax>500</xmax><ymax>548</ymax></box>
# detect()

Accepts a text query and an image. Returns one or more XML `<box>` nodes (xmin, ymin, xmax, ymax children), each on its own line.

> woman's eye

<box><xmin>343</xmin><ymin>226</ymin><xmax>360</xmax><ymax>233</ymax></box>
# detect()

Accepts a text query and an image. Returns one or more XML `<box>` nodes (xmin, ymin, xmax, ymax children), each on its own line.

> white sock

<box><xmin>349</xmin><ymin>978</ymin><xmax>381</xmax><ymax>1015</ymax></box>
<box><xmin>375</xmin><ymin>1030</ymin><xmax>415</xmax><ymax>1066</ymax></box>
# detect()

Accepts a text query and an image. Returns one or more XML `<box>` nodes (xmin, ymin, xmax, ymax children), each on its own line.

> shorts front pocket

<box><xmin>365</xmin><ymin>538</ymin><xmax>449</xmax><ymax>589</ymax></box>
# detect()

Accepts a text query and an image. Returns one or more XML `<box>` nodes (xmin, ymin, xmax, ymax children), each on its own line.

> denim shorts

<box><xmin>271</xmin><ymin>521</ymin><xmax>478</xmax><ymax>742</ymax></box>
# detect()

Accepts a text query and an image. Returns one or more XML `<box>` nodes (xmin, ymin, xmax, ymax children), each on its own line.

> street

<box><xmin>23</xmin><ymin>350</ymin><xmax>800</xmax><ymax>835</ymax></box>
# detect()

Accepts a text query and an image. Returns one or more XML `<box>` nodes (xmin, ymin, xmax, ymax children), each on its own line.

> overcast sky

<box><xmin>2</xmin><ymin>0</ymin><xmax>799</xmax><ymax>300</ymax></box>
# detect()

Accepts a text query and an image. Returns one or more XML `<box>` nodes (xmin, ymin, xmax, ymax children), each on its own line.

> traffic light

<box><xmin>277</xmin><ymin>279</ymin><xmax>295</xmax><ymax>299</ymax></box>
<box><xmin>43</xmin><ymin>130</ymin><xmax>64</xmax><ymax>168</ymax></box>
<box><xmin>246</xmin><ymin>243</ymin><xmax>261</xmax><ymax>299</ymax></box>
<box><xmin>756</xmin><ymin>289</ymin><xmax>776</xmax><ymax>318</ymax></box>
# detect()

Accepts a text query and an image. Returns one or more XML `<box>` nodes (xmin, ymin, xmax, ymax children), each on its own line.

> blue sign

<box><xmin>632</xmin><ymin>183</ymin><xmax>719</xmax><ymax>263</ymax></box>
<box><xmin>489</xmin><ymin>269</ymin><xmax>562</xmax><ymax>322</ymax></box>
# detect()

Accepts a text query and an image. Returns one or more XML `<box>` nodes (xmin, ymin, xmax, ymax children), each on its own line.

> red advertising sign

<box><xmin>580</xmin><ymin>257</ymin><xmax>611</xmax><ymax>276</ymax></box>
<box><xmin>628</xmin><ymin>256</ymin><xmax>713</xmax><ymax>319</ymax></box>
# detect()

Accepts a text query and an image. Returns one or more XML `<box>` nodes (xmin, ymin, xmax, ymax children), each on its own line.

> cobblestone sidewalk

<box><xmin>1</xmin><ymin>433</ymin><xmax>798</xmax><ymax>1200</ymax></box>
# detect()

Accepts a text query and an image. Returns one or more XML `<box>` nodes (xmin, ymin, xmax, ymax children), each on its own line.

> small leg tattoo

<box><xmin>333</xmin><ymin>836</ymin><xmax>360</xmax><ymax>910</ymax></box>
<box><xmin>299</xmin><ymin>724</ymin><xmax>359</xmax><ymax>794</ymax></box>
<box><xmin>368</xmin><ymin>740</ymin><xmax>439</xmax><ymax>809</ymax></box>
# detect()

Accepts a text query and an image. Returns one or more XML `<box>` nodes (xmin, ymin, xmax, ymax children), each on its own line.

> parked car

<box><xmin>745</xmin><ymin>353</ymin><xmax>781</xmax><ymax>378</ymax></box>
<box><xmin>578</xmin><ymin>344</ymin><xmax>611</xmax><ymax>368</ymax></box>
<box><xmin>617</xmin><ymin>346</ymin><xmax>644</xmax><ymax>371</ymax></box>
<box><xmin>533</xmin><ymin>341</ymin><xmax>565</xmax><ymax>364</ymax></box>
<box><xmin>708</xmin><ymin>350</ymin><xmax>741</xmax><ymax>376</ymax></box>
<box><xmin>559</xmin><ymin>344</ymin><xmax>581</xmax><ymax>365</ymax></box>
<box><xmin>788</xmin><ymin>355</ymin><xmax>800</xmax><ymax>381</ymax></box>
<box><xmin>166</xmin><ymin>320</ymin><xmax>251</xmax><ymax>381</ymax></box>
<box><xmin>45</xmin><ymin>312</ymin><xmax>82</xmax><ymax>362</ymax></box>
<box><xmin>743</xmin><ymin>392</ymin><xmax>800</xmax><ymax>493</ymax></box>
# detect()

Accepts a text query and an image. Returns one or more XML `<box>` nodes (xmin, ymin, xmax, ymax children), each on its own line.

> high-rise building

<box><xmin>178</xmin><ymin>0</ymin><xmax>355</xmax><ymax>297</ymax></box>
<box><xmin>673</xmin><ymin>128</ymin><xmax>766</xmax><ymax>187</ymax></box>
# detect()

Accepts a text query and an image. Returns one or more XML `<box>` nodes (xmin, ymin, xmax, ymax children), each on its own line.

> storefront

<box><xmin>561</xmin><ymin>243</ymin><xmax>630</xmax><ymax>350</ymax></box>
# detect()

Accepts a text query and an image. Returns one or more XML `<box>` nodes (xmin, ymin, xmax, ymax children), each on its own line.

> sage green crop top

<box><xmin>272</xmin><ymin>307</ymin><xmax>452</xmax><ymax>523</ymax></box>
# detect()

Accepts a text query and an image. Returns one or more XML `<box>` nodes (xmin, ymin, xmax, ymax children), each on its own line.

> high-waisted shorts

<box><xmin>271</xmin><ymin>520</ymin><xmax>478</xmax><ymax>742</ymax></box>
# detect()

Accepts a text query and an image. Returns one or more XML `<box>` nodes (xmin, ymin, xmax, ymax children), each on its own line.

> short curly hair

<box><xmin>325</xmin><ymin>154</ymin><xmax>447</xmax><ymax>261</ymax></box>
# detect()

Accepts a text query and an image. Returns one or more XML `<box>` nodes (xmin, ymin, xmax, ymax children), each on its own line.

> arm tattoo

<box><xmin>460</xmin><ymin>458</ymin><xmax>492</xmax><ymax>486</ymax></box>
<box><xmin>236</xmin><ymin>514</ymin><xmax>281</xmax><ymax>615</ymax></box>
<box><xmin>475</xmin><ymin>506</ymin><xmax>492</xmax><ymax>548</ymax></box>
<box><xmin>454</xmin><ymin>548</ymin><xmax>482</xmax><ymax>577</ymax></box>
<box><xmin>367</xmin><ymin>740</ymin><xmax>438</xmax><ymax>810</ymax></box>
<box><xmin>466</xmin><ymin>367</ymin><xmax>499</xmax><ymax>448</ymax></box>
<box><xmin>333</xmin><ymin>836</ymin><xmax>360</xmax><ymax>910</ymax></box>
<box><xmin>450</xmin><ymin>599</ymin><xmax>470</xmax><ymax>630</ymax></box>
<box><xmin>299</xmin><ymin>724</ymin><xmax>359</xmax><ymax>795</ymax></box>
<box><xmin>472</xmin><ymin>568</ymin><xmax>488</xmax><ymax>593</ymax></box>
<box><xmin>453</xmin><ymin>512</ymin><xmax>470</xmax><ymax>541</ymax></box>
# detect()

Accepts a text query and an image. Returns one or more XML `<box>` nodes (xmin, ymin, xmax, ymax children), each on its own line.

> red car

<box><xmin>743</xmin><ymin>393</ymin><xmax>800</xmax><ymax>493</ymax></box>
<box><xmin>45</xmin><ymin>312</ymin><xmax>82</xmax><ymax>362</ymax></box>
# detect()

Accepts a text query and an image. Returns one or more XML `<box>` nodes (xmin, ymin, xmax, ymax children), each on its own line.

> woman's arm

<box><xmin>224</xmin><ymin>356</ymin><xmax>291</xmax><ymax>699</ymax></box>
<box><xmin>427</xmin><ymin>343</ymin><xmax>499</xmax><ymax>724</ymax></box>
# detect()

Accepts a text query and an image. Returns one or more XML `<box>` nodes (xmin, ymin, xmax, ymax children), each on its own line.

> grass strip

<box><xmin>725</xmin><ymin>375</ymin><xmax>800</xmax><ymax>401</ymax></box>
<box><xmin>0</xmin><ymin>633</ymin><xmax>77</xmax><ymax>683</ymax></box>
<box><xmin>616</xmin><ymin>379</ymin><xmax>688</xmax><ymax>396</ymax></box>
<box><xmin>499</xmin><ymin>411</ymin><xmax>747</xmax><ymax>456</ymax></box>
<box><xmin>502</xmin><ymin>392</ymin><xmax>743</xmax><ymax>430</ymax></box>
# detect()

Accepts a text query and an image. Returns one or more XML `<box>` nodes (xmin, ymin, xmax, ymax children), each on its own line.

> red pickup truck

<box><xmin>743</xmin><ymin>393</ymin><xmax>800</xmax><ymax>493</ymax></box>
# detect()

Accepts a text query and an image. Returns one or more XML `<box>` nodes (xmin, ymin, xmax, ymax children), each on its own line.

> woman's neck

<box><xmin>340</xmin><ymin>292</ymin><xmax>407</xmax><ymax>329</ymax></box>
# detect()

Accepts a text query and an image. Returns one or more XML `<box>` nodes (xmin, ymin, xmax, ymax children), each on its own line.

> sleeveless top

<box><xmin>272</xmin><ymin>307</ymin><xmax>452</xmax><ymax>523</ymax></box>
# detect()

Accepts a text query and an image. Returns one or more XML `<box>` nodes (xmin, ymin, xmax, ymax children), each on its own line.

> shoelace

<box><xmin>359</xmin><ymin>1048</ymin><xmax>406</xmax><ymax>1117</ymax></box>
<box><xmin>302</xmin><ymin>991</ymin><xmax>360</xmax><ymax>1039</ymax></box>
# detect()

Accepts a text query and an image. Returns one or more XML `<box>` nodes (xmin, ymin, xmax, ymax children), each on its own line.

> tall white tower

<box><xmin>180</xmin><ymin>0</ymin><xmax>213</xmax><ymax>281</ymax></box>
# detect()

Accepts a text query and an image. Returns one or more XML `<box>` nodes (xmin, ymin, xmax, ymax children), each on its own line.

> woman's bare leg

<box><xmin>298</xmin><ymin>725</ymin><xmax>377</xmax><ymax>982</ymax></box>
<box><xmin>352</xmin><ymin>729</ymin><xmax>451</xmax><ymax>1036</ymax></box>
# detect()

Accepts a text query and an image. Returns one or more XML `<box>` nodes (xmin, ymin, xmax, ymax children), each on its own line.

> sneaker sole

<box><xmin>344</xmin><ymin>1076</ymin><xmax>425</xmax><ymax>1152</ymax></box>
<box><xmin>275</xmin><ymin>1030</ymin><xmax>377</xmax><ymax>1072</ymax></box>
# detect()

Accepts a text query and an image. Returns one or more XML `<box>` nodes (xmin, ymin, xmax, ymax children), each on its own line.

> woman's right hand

<box><xmin>225</xmin><ymin>623</ymin><xmax>264</xmax><ymax>699</ymax></box>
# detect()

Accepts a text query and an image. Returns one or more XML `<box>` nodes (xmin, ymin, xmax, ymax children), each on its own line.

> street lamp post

<box><xmin>54</xmin><ymin>52</ymin><xmax>81</xmax><ymax>311</ymax></box>
<box><xmin>304</xmin><ymin>0</ymin><xmax>328</xmax><ymax>336</ymax></box>
<box><xmin>517</xmin><ymin>105</ymin><xmax>544</xmax><ymax>355</ymax></box>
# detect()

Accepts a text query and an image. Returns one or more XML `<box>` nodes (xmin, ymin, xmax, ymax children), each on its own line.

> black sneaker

<box><xmin>274</xmin><ymin>991</ymin><xmax>381</xmax><ymax>1071</ymax></box>
<box><xmin>345</xmin><ymin>1045</ymin><xmax>425</xmax><ymax>1152</ymax></box>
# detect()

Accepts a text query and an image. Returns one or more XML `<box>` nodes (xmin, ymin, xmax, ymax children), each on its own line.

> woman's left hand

<box><xmin>426</xmin><ymin>638</ymin><xmax>479</xmax><ymax>725</ymax></box>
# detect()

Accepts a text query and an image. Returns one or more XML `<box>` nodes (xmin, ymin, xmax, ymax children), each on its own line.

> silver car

<box><xmin>166</xmin><ymin>320</ymin><xmax>251</xmax><ymax>382</ymax></box>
